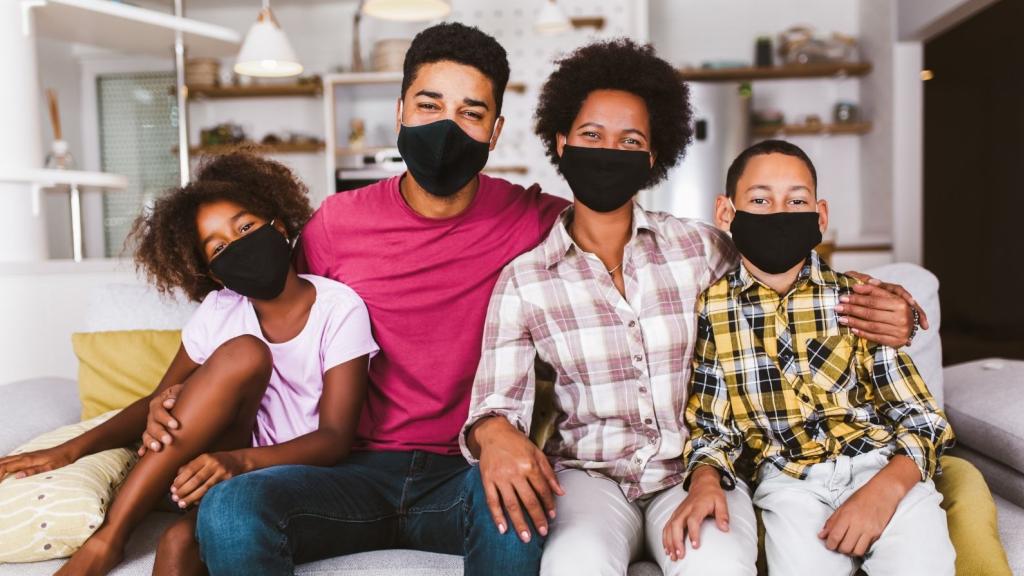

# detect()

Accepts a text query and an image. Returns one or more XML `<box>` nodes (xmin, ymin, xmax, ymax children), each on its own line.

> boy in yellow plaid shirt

<box><xmin>663</xmin><ymin>140</ymin><xmax>955</xmax><ymax>575</ymax></box>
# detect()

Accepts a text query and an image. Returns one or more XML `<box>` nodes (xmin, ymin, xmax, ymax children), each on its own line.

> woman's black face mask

<box><xmin>209</xmin><ymin>221</ymin><xmax>292</xmax><ymax>300</ymax></box>
<box><xmin>558</xmin><ymin>144</ymin><xmax>652</xmax><ymax>213</ymax></box>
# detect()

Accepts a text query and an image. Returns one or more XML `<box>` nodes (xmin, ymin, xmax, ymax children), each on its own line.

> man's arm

<box><xmin>460</xmin><ymin>266</ymin><xmax>563</xmax><ymax>543</ymax></box>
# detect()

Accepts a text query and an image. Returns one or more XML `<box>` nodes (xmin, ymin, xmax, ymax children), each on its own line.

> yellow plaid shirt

<box><xmin>683</xmin><ymin>251</ymin><xmax>954</xmax><ymax>487</ymax></box>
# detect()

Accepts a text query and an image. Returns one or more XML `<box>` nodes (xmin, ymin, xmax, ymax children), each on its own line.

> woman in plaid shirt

<box><xmin>460</xmin><ymin>41</ymin><xmax>925</xmax><ymax>576</ymax></box>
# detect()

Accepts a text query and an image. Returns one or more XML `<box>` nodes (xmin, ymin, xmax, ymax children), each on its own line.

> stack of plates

<box><xmin>186</xmin><ymin>58</ymin><xmax>220</xmax><ymax>87</ymax></box>
<box><xmin>372</xmin><ymin>39</ymin><xmax>412</xmax><ymax>72</ymax></box>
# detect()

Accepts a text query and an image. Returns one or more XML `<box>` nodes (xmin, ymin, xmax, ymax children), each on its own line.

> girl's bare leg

<box><xmin>56</xmin><ymin>335</ymin><xmax>271</xmax><ymax>576</ymax></box>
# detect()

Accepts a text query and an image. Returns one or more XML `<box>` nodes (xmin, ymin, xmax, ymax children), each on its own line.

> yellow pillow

<box><xmin>72</xmin><ymin>330</ymin><xmax>182</xmax><ymax>420</ymax></box>
<box><xmin>936</xmin><ymin>456</ymin><xmax>1013</xmax><ymax>576</ymax></box>
<box><xmin>0</xmin><ymin>411</ymin><xmax>138</xmax><ymax>563</ymax></box>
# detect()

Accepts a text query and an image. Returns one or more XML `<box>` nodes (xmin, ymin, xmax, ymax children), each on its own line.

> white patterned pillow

<box><xmin>0</xmin><ymin>410</ymin><xmax>137</xmax><ymax>563</ymax></box>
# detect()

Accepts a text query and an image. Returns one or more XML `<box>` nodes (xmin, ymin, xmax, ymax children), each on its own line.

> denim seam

<box><xmin>278</xmin><ymin>508</ymin><xmax>400</xmax><ymax>526</ymax></box>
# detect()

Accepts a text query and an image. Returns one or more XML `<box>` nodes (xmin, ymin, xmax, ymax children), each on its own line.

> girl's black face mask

<box><xmin>209</xmin><ymin>221</ymin><xmax>292</xmax><ymax>300</ymax></box>
<box><xmin>397</xmin><ymin>118</ymin><xmax>491</xmax><ymax>198</ymax></box>
<box><xmin>729</xmin><ymin>204</ymin><xmax>823</xmax><ymax>274</ymax></box>
<box><xmin>558</xmin><ymin>145</ymin><xmax>652</xmax><ymax>213</ymax></box>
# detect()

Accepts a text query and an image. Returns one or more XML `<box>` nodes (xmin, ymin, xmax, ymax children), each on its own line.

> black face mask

<box><xmin>729</xmin><ymin>209</ymin><xmax>823</xmax><ymax>274</ymax></box>
<box><xmin>397</xmin><ymin>119</ymin><xmax>491</xmax><ymax>198</ymax></box>
<box><xmin>209</xmin><ymin>221</ymin><xmax>292</xmax><ymax>300</ymax></box>
<box><xmin>558</xmin><ymin>145</ymin><xmax>652</xmax><ymax>213</ymax></box>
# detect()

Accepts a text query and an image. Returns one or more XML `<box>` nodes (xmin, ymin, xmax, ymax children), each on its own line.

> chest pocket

<box><xmin>805</xmin><ymin>335</ymin><xmax>855</xmax><ymax>393</ymax></box>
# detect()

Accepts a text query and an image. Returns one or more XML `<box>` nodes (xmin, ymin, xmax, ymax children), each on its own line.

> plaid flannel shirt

<box><xmin>461</xmin><ymin>204</ymin><xmax>738</xmax><ymax>500</ymax></box>
<box><xmin>684</xmin><ymin>251</ymin><xmax>954</xmax><ymax>488</ymax></box>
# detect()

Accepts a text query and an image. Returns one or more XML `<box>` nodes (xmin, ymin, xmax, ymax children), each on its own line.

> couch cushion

<box><xmin>0</xmin><ymin>411</ymin><xmax>138</xmax><ymax>563</ymax></box>
<box><xmin>952</xmin><ymin>445</ymin><xmax>1024</xmax><ymax>509</ymax></box>
<box><xmin>943</xmin><ymin>359</ymin><xmax>1024</xmax><ymax>474</ymax></box>
<box><xmin>0</xmin><ymin>379</ymin><xmax>79</xmax><ymax>456</ymax></box>
<box><xmin>935</xmin><ymin>455</ymin><xmax>1013</xmax><ymax>576</ymax></box>
<box><xmin>72</xmin><ymin>330</ymin><xmax>181</xmax><ymax>420</ymax></box>
<box><xmin>862</xmin><ymin>263</ymin><xmax>944</xmax><ymax>405</ymax></box>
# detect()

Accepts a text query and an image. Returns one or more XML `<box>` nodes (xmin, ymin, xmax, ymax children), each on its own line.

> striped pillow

<box><xmin>0</xmin><ymin>411</ymin><xmax>137</xmax><ymax>563</ymax></box>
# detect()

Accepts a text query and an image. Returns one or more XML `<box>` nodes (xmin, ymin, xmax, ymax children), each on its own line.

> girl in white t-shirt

<box><xmin>0</xmin><ymin>153</ymin><xmax>378</xmax><ymax>576</ymax></box>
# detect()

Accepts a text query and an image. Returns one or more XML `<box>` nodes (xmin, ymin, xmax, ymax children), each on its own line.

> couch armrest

<box><xmin>0</xmin><ymin>378</ymin><xmax>80</xmax><ymax>455</ymax></box>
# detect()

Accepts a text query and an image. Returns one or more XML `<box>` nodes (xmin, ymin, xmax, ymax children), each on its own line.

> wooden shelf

<box><xmin>679</xmin><ymin>62</ymin><xmax>872</xmax><ymax>82</ymax></box>
<box><xmin>30</xmin><ymin>0</ymin><xmax>240</xmax><ymax>58</ymax></box>
<box><xmin>752</xmin><ymin>122</ymin><xmax>872</xmax><ymax>138</ymax></box>
<box><xmin>483</xmin><ymin>165</ymin><xmax>529</xmax><ymax>175</ymax></box>
<box><xmin>324</xmin><ymin>72</ymin><xmax>525</xmax><ymax>93</ymax></box>
<box><xmin>183</xmin><ymin>142</ymin><xmax>325</xmax><ymax>156</ymax></box>
<box><xmin>187</xmin><ymin>84</ymin><xmax>322</xmax><ymax>99</ymax></box>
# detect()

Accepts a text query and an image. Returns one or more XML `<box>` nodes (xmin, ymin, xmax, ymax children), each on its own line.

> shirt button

<box><xmin>799</xmin><ymin>393</ymin><xmax>811</xmax><ymax>403</ymax></box>
<box><xmin>639</xmin><ymin>386</ymin><xmax>647</xmax><ymax>393</ymax></box>
<box><xmin>634</xmin><ymin>354</ymin><xmax>643</xmax><ymax>362</ymax></box>
<box><xmin>644</xmin><ymin>418</ymin><xmax>653</xmax><ymax>425</ymax></box>
<box><xmin>628</xmin><ymin>320</ymin><xmax>637</xmax><ymax>328</ymax></box>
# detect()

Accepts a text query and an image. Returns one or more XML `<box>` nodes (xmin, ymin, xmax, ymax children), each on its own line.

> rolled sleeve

<box><xmin>459</xmin><ymin>265</ymin><xmax>539</xmax><ymax>464</ymax></box>
<box><xmin>864</xmin><ymin>343</ymin><xmax>955</xmax><ymax>481</ymax></box>
<box><xmin>683</xmin><ymin>298</ymin><xmax>744</xmax><ymax>490</ymax></box>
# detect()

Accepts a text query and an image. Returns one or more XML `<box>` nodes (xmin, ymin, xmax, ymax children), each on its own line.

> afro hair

<box><xmin>534</xmin><ymin>39</ymin><xmax>693</xmax><ymax>189</ymax></box>
<box><xmin>128</xmin><ymin>152</ymin><xmax>313</xmax><ymax>302</ymax></box>
<box><xmin>402</xmin><ymin>22</ymin><xmax>510</xmax><ymax>113</ymax></box>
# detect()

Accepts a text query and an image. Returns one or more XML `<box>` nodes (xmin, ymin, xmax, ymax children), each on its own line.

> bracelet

<box><xmin>905</xmin><ymin>307</ymin><xmax>920</xmax><ymax>348</ymax></box>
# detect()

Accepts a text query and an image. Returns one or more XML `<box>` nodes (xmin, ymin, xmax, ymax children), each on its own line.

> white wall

<box><xmin>897</xmin><ymin>0</ymin><xmax>1000</xmax><ymax>40</ymax></box>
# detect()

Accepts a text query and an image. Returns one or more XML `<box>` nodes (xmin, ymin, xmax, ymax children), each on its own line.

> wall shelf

<box><xmin>30</xmin><ymin>0</ymin><xmax>240</xmax><ymax>57</ymax></box>
<box><xmin>679</xmin><ymin>62</ymin><xmax>872</xmax><ymax>82</ymax></box>
<box><xmin>183</xmin><ymin>142</ymin><xmax>325</xmax><ymax>156</ymax></box>
<box><xmin>186</xmin><ymin>83</ymin><xmax>322</xmax><ymax>99</ymax></box>
<box><xmin>752</xmin><ymin>122</ymin><xmax>872</xmax><ymax>138</ymax></box>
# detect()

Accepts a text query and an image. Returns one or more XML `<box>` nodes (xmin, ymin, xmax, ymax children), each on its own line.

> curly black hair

<box><xmin>402</xmin><ymin>22</ymin><xmax>510</xmax><ymax>113</ymax></box>
<box><xmin>534</xmin><ymin>39</ymin><xmax>693</xmax><ymax>190</ymax></box>
<box><xmin>127</xmin><ymin>152</ymin><xmax>313</xmax><ymax>302</ymax></box>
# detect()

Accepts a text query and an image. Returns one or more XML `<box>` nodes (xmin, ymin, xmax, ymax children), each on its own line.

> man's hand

<box><xmin>139</xmin><ymin>383</ymin><xmax>183</xmax><ymax>456</ymax></box>
<box><xmin>840</xmin><ymin>272</ymin><xmax>928</xmax><ymax>348</ymax></box>
<box><xmin>471</xmin><ymin>416</ymin><xmax>564</xmax><ymax>543</ymax></box>
<box><xmin>0</xmin><ymin>443</ymin><xmax>80</xmax><ymax>479</ymax></box>
<box><xmin>819</xmin><ymin>455</ymin><xmax>919</xmax><ymax>556</ymax></box>
<box><xmin>170</xmin><ymin>451</ymin><xmax>248</xmax><ymax>508</ymax></box>
<box><xmin>662</xmin><ymin>466</ymin><xmax>730</xmax><ymax>562</ymax></box>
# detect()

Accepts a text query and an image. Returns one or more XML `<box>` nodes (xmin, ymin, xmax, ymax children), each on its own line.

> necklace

<box><xmin>606</xmin><ymin>263</ymin><xmax>623</xmax><ymax>276</ymax></box>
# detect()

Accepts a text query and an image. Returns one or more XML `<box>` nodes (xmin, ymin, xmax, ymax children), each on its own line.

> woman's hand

<box><xmin>139</xmin><ymin>383</ymin><xmax>183</xmax><ymax>456</ymax></box>
<box><xmin>840</xmin><ymin>272</ymin><xmax>928</xmax><ymax>348</ymax></box>
<box><xmin>170</xmin><ymin>451</ymin><xmax>248</xmax><ymax>508</ymax></box>
<box><xmin>0</xmin><ymin>443</ymin><xmax>79</xmax><ymax>479</ymax></box>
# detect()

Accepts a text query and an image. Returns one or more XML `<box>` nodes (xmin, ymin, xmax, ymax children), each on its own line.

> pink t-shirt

<box><xmin>181</xmin><ymin>274</ymin><xmax>379</xmax><ymax>447</ymax></box>
<box><xmin>301</xmin><ymin>174</ymin><xmax>568</xmax><ymax>454</ymax></box>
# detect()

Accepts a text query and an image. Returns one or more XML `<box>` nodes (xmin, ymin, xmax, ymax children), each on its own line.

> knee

<box><xmin>157</xmin><ymin>518</ymin><xmax>198</xmax><ymax>558</ymax></box>
<box><xmin>540</xmin><ymin>540</ymin><xmax>621</xmax><ymax>576</ymax></box>
<box><xmin>196</xmin><ymin>475</ymin><xmax>278</xmax><ymax>565</ymax></box>
<box><xmin>464</xmin><ymin>466</ymin><xmax>545</xmax><ymax>568</ymax></box>
<box><xmin>209</xmin><ymin>335</ymin><xmax>272</xmax><ymax>381</ymax></box>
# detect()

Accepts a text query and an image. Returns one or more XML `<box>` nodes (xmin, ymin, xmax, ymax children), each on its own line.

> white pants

<box><xmin>540</xmin><ymin>469</ymin><xmax>758</xmax><ymax>576</ymax></box>
<box><xmin>753</xmin><ymin>449</ymin><xmax>955</xmax><ymax>576</ymax></box>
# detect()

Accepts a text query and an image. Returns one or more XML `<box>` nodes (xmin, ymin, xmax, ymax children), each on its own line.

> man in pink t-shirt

<box><xmin>195</xmin><ymin>23</ymin><xmax>567</xmax><ymax>576</ymax></box>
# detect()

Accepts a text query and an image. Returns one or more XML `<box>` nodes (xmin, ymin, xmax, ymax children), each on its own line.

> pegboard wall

<box><xmin>400</xmin><ymin>0</ymin><xmax>648</xmax><ymax>199</ymax></box>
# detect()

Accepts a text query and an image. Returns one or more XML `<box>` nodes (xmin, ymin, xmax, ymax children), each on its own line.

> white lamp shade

<box><xmin>234</xmin><ymin>8</ymin><xmax>303</xmax><ymax>78</ymax></box>
<box><xmin>535</xmin><ymin>0</ymin><xmax>571</xmax><ymax>35</ymax></box>
<box><xmin>362</xmin><ymin>0</ymin><xmax>451</xmax><ymax>21</ymax></box>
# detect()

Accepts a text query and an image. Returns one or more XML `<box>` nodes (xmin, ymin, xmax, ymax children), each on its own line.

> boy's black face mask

<box><xmin>397</xmin><ymin>119</ymin><xmax>491</xmax><ymax>198</ymax></box>
<box><xmin>209</xmin><ymin>222</ymin><xmax>292</xmax><ymax>300</ymax></box>
<box><xmin>729</xmin><ymin>208</ymin><xmax>823</xmax><ymax>274</ymax></box>
<box><xmin>558</xmin><ymin>145</ymin><xmax>652</xmax><ymax>213</ymax></box>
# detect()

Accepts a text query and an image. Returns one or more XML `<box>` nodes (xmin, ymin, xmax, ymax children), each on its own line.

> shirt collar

<box><xmin>542</xmin><ymin>202</ymin><xmax>663</xmax><ymax>269</ymax></box>
<box><xmin>728</xmin><ymin>250</ymin><xmax>840</xmax><ymax>294</ymax></box>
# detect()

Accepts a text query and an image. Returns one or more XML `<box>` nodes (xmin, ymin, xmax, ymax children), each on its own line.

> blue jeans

<box><xmin>195</xmin><ymin>451</ymin><xmax>544</xmax><ymax>576</ymax></box>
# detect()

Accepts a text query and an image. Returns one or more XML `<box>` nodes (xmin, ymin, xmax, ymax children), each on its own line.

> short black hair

<box><xmin>534</xmin><ymin>38</ymin><xmax>693</xmax><ymax>190</ymax></box>
<box><xmin>726</xmin><ymin>139</ymin><xmax>818</xmax><ymax>198</ymax></box>
<box><xmin>401</xmin><ymin>22</ymin><xmax>510</xmax><ymax>114</ymax></box>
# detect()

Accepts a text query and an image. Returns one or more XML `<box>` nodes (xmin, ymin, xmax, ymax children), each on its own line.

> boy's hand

<box><xmin>662</xmin><ymin>466</ymin><xmax>730</xmax><ymax>562</ymax></box>
<box><xmin>819</xmin><ymin>455</ymin><xmax>920</xmax><ymax>556</ymax></box>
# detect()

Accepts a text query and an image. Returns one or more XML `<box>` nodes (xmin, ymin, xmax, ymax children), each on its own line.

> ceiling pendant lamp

<box><xmin>535</xmin><ymin>0</ymin><xmax>571</xmax><ymax>35</ymax></box>
<box><xmin>234</xmin><ymin>0</ymin><xmax>303</xmax><ymax>78</ymax></box>
<box><xmin>362</xmin><ymin>0</ymin><xmax>451</xmax><ymax>22</ymax></box>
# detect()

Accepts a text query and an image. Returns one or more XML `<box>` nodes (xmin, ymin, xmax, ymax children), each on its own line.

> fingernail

<box><xmin>498</xmin><ymin>523</ymin><xmax>506</xmax><ymax>535</ymax></box>
<box><xmin>170</xmin><ymin>486</ymin><xmax>176</xmax><ymax>493</ymax></box>
<box><xmin>835</xmin><ymin>305</ymin><xmax>844</xmax><ymax>312</ymax></box>
<box><xmin>171</xmin><ymin>495</ymin><xmax>178</xmax><ymax>501</ymax></box>
<box><xmin>178</xmin><ymin>501</ymin><xmax>187</xmax><ymax>509</ymax></box>
<box><xmin>677</xmin><ymin>549</ymin><xmax>683</xmax><ymax>556</ymax></box>
<box><xmin>840</xmin><ymin>295</ymin><xmax>849</xmax><ymax>302</ymax></box>
<box><xmin>150</xmin><ymin>442</ymin><xmax>160</xmax><ymax>450</ymax></box>
<box><xmin>169</xmin><ymin>420</ymin><xmax>178</xmax><ymax>429</ymax></box>
<box><xmin>162</xmin><ymin>435</ymin><xmax>172</xmax><ymax>444</ymax></box>
<box><xmin>520</xmin><ymin>531</ymin><xmax>530</xmax><ymax>542</ymax></box>
<box><xmin>15</xmin><ymin>472</ymin><xmax>25</xmax><ymax>479</ymax></box>
<box><xmin>539</xmin><ymin>526</ymin><xmax>548</xmax><ymax>536</ymax></box>
<box><xmin>548</xmin><ymin>510</ymin><xmax>556</xmax><ymax>519</ymax></box>
<box><xmin>838</xmin><ymin>316</ymin><xmax>849</xmax><ymax>324</ymax></box>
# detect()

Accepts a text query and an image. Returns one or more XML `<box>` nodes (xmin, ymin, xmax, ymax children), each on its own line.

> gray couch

<box><xmin>0</xmin><ymin>264</ymin><xmax>1021</xmax><ymax>575</ymax></box>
